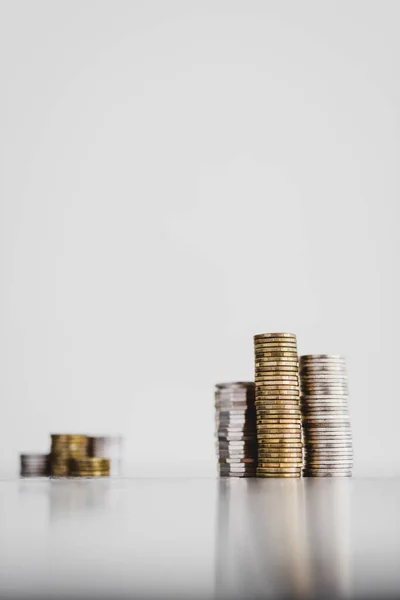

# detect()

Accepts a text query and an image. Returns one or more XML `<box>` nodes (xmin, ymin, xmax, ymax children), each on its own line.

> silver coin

<box><xmin>300</xmin><ymin>354</ymin><xmax>345</xmax><ymax>361</ymax></box>
<box><xmin>302</xmin><ymin>472</ymin><xmax>352</xmax><ymax>477</ymax></box>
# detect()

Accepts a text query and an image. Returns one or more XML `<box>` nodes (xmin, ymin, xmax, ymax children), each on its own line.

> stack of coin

<box><xmin>300</xmin><ymin>355</ymin><xmax>353</xmax><ymax>477</ymax></box>
<box><xmin>69</xmin><ymin>457</ymin><xmax>110</xmax><ymax>477</ymax></box>
<box><xmin>50</xmin><ymin>434</ymin><xmax>89</xmax><ymax>476</ymax></box>
<box><xmin>215</xmin><ymin>382</ymin><xmax>257</xmax><ymax>477</ymax></box>
<box><xmin>20</xmin><ymin>453</ymin><xmax>50</xmax><ymax>477</ymax></box>
<box><xmin>254</xmin><ymin>333</ymin><xmax>302</xmax><ymax>478</ymax></box>
<box><xmin>89</xmin><ymin>436</ymin><xmax>123</xmax><ymax>476</ymax></box>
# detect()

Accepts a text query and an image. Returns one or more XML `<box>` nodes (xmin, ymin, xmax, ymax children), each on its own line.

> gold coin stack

<box><xmin>254</xmin><ymin>333</ymin><xmax>303</xmax><ymax>478</ymax></box>
<box><xmin>69</xmin><ymin>457</ymin><xmax>110</xmax><ymax>477</ymax></box>
<box><xmin>50</xmin><ymin>434</ymin><xmax>89</xmax><ymax>476</ymax></box>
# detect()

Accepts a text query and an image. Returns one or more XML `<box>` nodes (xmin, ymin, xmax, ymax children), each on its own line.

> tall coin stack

<box><xmin>254</xmin><ymin>333</ymin><xmax>302</xmax><ymax>478</ymax></box>
<box><xmin>215</xmin><ymin>382</ymin><xmax>257</xmax><ymax>477</ymax></box>
<box><xmin>300</xmin><ymin>355</ymin><xmax>353</xmax><ymax>477</ymax></box>
<box><xmin>50</xmin><ymin>434</ymin><xmax>89</xmax><ymax>476</ymax></box>
<box><xmin>89</xmin><ymin>436</ymin><xmax>124</xmax><ymax>476</ymax></box>
<box><xmin>20</xmin><ymin>453</ymin><xmax>49</xmax><ymax>477</ymax></box>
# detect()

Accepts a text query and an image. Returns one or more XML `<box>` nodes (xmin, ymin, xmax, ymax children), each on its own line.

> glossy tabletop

<box><xmin>0</xmin><ymin>476</ymin><xmax>399</xmax><ymax>599</ymax></box>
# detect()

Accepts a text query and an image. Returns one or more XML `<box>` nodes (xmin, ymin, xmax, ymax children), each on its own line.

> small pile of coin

<box><xmin>50</xmin><ymin>434</ymin><xmax>89</xmax><ymax>476</ymax></box>
<box><xmin>69</xmin><ymin>457</ymin><xmax>110</xmax><ymax>477</ymax></box>
<box><xmin>300</xmin><ymin>355</ymin><xmax>353</xmax><ymax>477</ymax></box>
<box><xmin>254</xmin><ymin>333</ymin><xmax>302</xmax><ymax>478</ymax></box>
<box><xmin>20</xmin><ymin>453</ymin><xmax>49</xmax><ymax>477</ymax></box>
<box><xmin>215</xmin><ymin>382</ymin><xmax>257</xmax><ymax>477</ymax></box>
<box><xmin>89</xmin><ymin>436</ymin><xmax>123</xmax><ymax>476</ymax></box>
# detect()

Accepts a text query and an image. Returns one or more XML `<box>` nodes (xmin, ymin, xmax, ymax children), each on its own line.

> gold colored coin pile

<box><xmin>50</xmin><ymin>434</ymin><xmax>89</xmax><ymax>476</ymax></box>
<box><xmin>254</xmin><ymin>333</ymin><xmax>303</xmax><ymax>478</ymax></box>
<box><xmin>69</xmin><ymin>457</ymin><xmax>110</xmax><ymax>477</ymax></box>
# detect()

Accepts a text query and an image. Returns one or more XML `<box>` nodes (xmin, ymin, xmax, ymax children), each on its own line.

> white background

<box><xmin>0</xmin><ymin>1</ymin><xmax>399</xmax><ymax>476</ymax></box>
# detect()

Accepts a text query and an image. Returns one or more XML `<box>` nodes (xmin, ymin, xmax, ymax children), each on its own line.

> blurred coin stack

<box><xmin>215</xmin><ymin>382</ymin><xmax>257</xmax><ymax>477</ymax></box>
<box><xmin>254</xmin><ymin>333</ymin><xmax>302</xmax><ymax>478</ymax></box>
<box><xmin>89</xmin><ymin>436</ymin><xmax>123</xmax><ymax>476</ymax></box>
<box><xmin>69</xmin><ymin>457</ymin><xmax>110</xmax><ymax>477</ymax></box>
<box><xmin>300</xmin><ymin>355</ymin><xmax>353</xmax><ymax>477</ymax></box>
<box><xmin>20</xmin><ymin>453</ymin><xmax>49</xmax><ymax>477</ymax></box>
<box><xmin>50</xmin><ymin>434</ymin><xmax>89</xmax><ymax>476</ymax></box>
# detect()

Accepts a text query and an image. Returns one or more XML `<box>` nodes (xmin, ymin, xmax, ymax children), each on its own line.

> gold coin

<box><xmin>255</xmin><ymin>401</ymin><xmax>300</xmax><ymax>407</ymax></box>
<box><xmin>257</xmin><ymin>419</ymin><xmax>301</xmax><ymax>425</ymax></box>
<box><xmin>257</xmin><ymin>466</ymin><xmax>301</xmax><ymax>473</ymax></box>
<box><xmin>254</xmin><ymin>332</ymin><xmax>296</xmax><ymax>339</ymax></box>
<box><xmin>256</xmin><ymin>377</ymin><xmax>298</xmax><ymax>382</ymax></box>
<box><xmin>256</xmin><ymin>358</ymin><xmax>299</xmax><ymax>364</ymax></box>
<box><xmin>258</xmin><ymin>452</ymin><xmax>303</xmax><ymax>459</ymax></box>
<box><xmin>258</xmin><ymin>461</ymin><xmax>303</xmax><ymax>467</ymax></box>
<box><xmin>255</xmin><ymin>367</ymin><xmax>299</xmax><ymax>373</ymax></box>
<box><xmin>257</xmin><ymin>472</ymin><xmax>301</xmax><ymax>478</ymax></box>
<box><xmin>256</xmin><ymin>350</ymin><xmax>299</xmax><ymax>361</ymax></box>
<box><xmin>254</xmin><ymin>343</ymin><xmax>298</xmax><ymax>350</ymax></box>
<box><xmin>257</xmin><ymin>409</ymin><xmax>300</xmax><ymax>415</ymax></box>
<box><xmin>255</xmin><ymin>384</ymin><xmax>299</xmax><ymax>391</ymax></box>
<box><xmin>259</xmin><ymin>439</ymin><xmax>303</xmax><ymax>452</ymax></box>
<box><xmin>258</xmin><ymin>433</ymin><xmax>302</xmax><ymax>440</ymax></box>
<box><xmin>257</xmin><ymin>427</ymin><xmax>301</xmax><ymax>434</ymax></box>
<box><xmin>70</xmin><ymin>472</ymin><xmax>109</xmax><ymax>477</ymax></box>
<box><xmin>255</xmin><ymin>390</ymin><xmax>299</xmax><ymax>397</ymax></box>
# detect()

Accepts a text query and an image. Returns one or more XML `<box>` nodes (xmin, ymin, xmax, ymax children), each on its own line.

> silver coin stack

<box><xmin>215</xmin><ymin>382</ymin><xmax>257</xmax><ymax>477</ymax></box>
<box><xmin>88</xmin><ymin>436</ymin><xmax>124</xmax><ymax>476</ymax></box>
<box><xmin>300</xmin><ymin>355</ymin><xmax>353</xmax><ymax>477</ymax></box>
<box><xmin>20</xmin><ymin>453</ymin><xmax>50</xmax><ymax>477</ymax></box>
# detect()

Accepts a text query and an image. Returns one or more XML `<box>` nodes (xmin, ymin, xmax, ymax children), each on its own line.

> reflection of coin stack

<box><xmin>215</xmin><ymin>382</ymin><xmax>257</xmax><ymax>477</ymax></box>
<box><xmin>69</xmin><ymin>457</ymin><xmax>110</xmax><ymax>477</ymax></box>
<box><xmin>254</xmin><ymin>333</ymin><xmax>302</xmax><ymax>478</ymax></box>
<box><xmin>89</xmin><ymin>436</ymin><xmax>123</xmax><ymax>476</ymax></box>
<box><xmin>300</xmin><ymin>355</ymin><xmax>353</xmax><ymax>477</ymax></box>
<box><xmin>50</xmin><ymin>434</ymin><xmax>89</xmax><ymax>476</ymax></box>
<box><xmin>20</xmin><ymin>453</ymin><xmax>49</xmax><ymax>477</ymax></box>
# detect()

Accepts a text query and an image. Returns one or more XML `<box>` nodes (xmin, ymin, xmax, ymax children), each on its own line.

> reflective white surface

<box><xmin>0</xmin><ymin>476</ymin><xmax>399</xmax><ymax>599</ymax></box>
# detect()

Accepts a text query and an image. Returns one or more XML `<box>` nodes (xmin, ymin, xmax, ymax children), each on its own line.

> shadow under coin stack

<box><xmin>69</xmin><ymin>457</ymin><xmax>110</xmax><ymax>477</ymax></box>
<box><xmin>254</xmin><ymin>333</ymin><xmax>303</xmax><ymax>478</ymax></box>
<box><xmin>215</xmin><ymin>382</ymin><xmax>257</xmax><ymax>477</ymax></box>
<box><xmin>20</xmin><ymin>453</ymin><xmax>49</xmax><ymax>477</ymax></box>
<box><xmin>50</xmin><ymin>434</ymin><xmax>89</xmax><ymax>476</ymax></box>
<box><xmin>300</xmin><ymin>355</ymin><xmax>353</xmax><ymax>477</ymax></box>
<box><xmin>89</xmin><ymin>436</ymin><xmax>123</xmax><ymax>476</ymax></box>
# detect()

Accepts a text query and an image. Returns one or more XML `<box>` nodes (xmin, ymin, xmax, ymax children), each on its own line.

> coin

<box><xmin>257</xmin><ymin>418</ymin><xmax>301</xmax><ymax>424</ymax></box>
<box><xmin>254</xmin><ymin>333</ymin><xmax>297</xmax><ymax>340</ymax></box>
<box><xmin>302</xmin><ymin>472</ymin><xmax>351</xmax><ymax>477</ymax></box>
<box><xmin>258</xmin><ymin>450</ymin><xmax>303</xmax><ymax>457</ymax></box>
<box><xmin>300</xmin><ymin>354</ymin><xmax>344</xmax><ymax>361</ymax></box>
<box><xmin>254</xmin><ymin>345</ymin><xmax>298</xmax><ymax>352</ymax></box>
<box><xmin>257</xmin><ymin>411</ymin><xmax>301</xmax><ymax>418</ymax></box>
<box><xmin>258</xmin><ymin>434</ymin><xmax>302</xmax><ymax>441</ymax></box>
<box><xmin>257</xmin><ymin>466</ymin><xmax>301</xmax><ymax>473</ymax></box>
<box><xmin>253</xmin><ymin>374</ymin><xmax>299</xmax><ymax>381</ymax></box>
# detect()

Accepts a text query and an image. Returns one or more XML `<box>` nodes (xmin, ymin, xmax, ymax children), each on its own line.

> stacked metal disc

<box><xmin>300</xmin><ymin>355</ymin><xmax>353</xmax><ymax>477</ymax></box>
<box><xmin>69</xmin><ymin>457</ymin><xmax>110</xmax><ymax>477</ymax></box>
<box><xmin>20</xmin><ymin>453</ymin><xmax>50</xmax><ymax>477</ymax></box>
<box><xmin>215</xmin><ymin>382</ymin><xmax>257</xmax><ymax>477</ymax></box>
<box><xmin>50</xmin><ymin>434</ymin><xmax>89</xmax><ymax>476</ymax></box>
<box><xmin>89</xmin><ymin>436</ymin><xmax>123</xmax><ymax>476</ymax></box>
<box><xmin>254</xmin><ymin>333</ymin><xmax>302</xmax><ymax>478</ymax></box>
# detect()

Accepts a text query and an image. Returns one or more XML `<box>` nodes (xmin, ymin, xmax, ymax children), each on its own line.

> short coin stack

<box><xmin>89</xmin><ymin>436</ymin><xmax>123</xmax><ymax>476</ymax></box>
<box><xmin>69</xmin><ymin>457</ymin><xmax>110</xmax><ymax>477</ymax></box>
<box><xmin>215</xmin><ymin>382</ymin><xmax>257</xmax><ymax>477</ymax></box>
<box><xmin>300</xmin><ymin>355</ymin><xmax>353</xmax><ymax>477</ymax></box>
<box><xmin>254</xmin><ymin>333</ymin><xmax>302</xmax><ymax>478</ymax></box>
<box><xmin>50</xmin><ymin>434</ymin><xmax>89</xmax><ymax>477</ymax></box>
<box><xmin>20</xmin><ymin>453</ymin><xmax>49</xmax><ymax>477</ymax></box>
